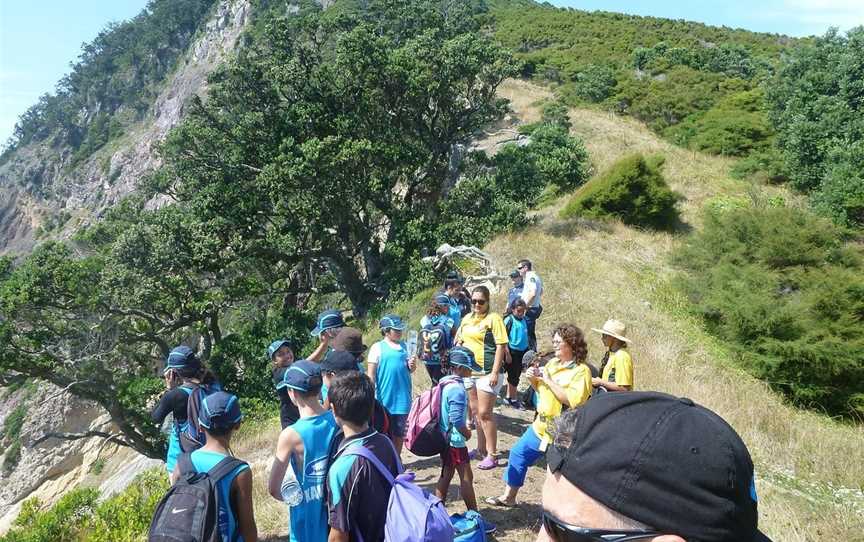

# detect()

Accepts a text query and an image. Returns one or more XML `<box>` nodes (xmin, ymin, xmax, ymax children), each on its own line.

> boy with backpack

<box><xmin>503</xmin><ymin>299</ymin><xmax>530</xmax><ymax>409</ymax></box>
<box><xmin>152</xmin><ymin>345</ymin><xmax>221</xmax><ymax>481</ymax></box>
<box><xmin>269</xmin><ymin>338</ymin><xmax>300</xmax><ymax>429</ymax></box>
<box><xmin>321</xmin><ymin>350</ymin><xmax>391</xmax><ymax>437</ymax></box>
<box><xmin>418</xmin><ymin>294</ymin><xmax>455</xmax><ymax>385</ymax></box>
<box><xmin>434</xmin><ymin>347</ymin><xmax>482</xmax><ymax>516</ymax></box>
<box><xmin>326</xmin><ymin>372</ymin><xmax>402</xmax><ymax>542</ymax></box>
<box><xmin>268</xmin><ymin>360</ymin><xmax>339</xmax><ymax>542</ymax></box>
<box><xmin>150</xmin><ymin>391</ymin><xmax>257</xmax><ymax>542</ymax></box>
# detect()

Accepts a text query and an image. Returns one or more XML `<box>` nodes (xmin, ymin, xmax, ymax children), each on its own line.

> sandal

<box><xmin>477</xmin><ymin>456</ymin><xmax>499</xmax><ymax>470</ymax></box>
<box><xmin>484</xmin><ymin>496</ymin><xmax>515</xmax><ymax>508</ymax></box>
<box><xmin>468</xmin><ymin>448</ymin><xmax>483</xmax><ymax>460</ymax></box>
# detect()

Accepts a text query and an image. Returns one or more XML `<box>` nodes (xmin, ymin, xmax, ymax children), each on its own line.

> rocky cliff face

<box><xmin>0</xmin><ymin>0</ymin><xmax>252</xmax><ymax>530</ymax></box>
<box><xmin>0</xmin><ymin>0</ymin><xmax>252</xmax><ymax>256</ymax></box>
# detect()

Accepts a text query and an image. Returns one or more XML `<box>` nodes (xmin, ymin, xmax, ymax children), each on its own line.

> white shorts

<box><xmin>475</xmin><ymin>373</ymin><xmax>505</xmax><ymax>396</ymax></box>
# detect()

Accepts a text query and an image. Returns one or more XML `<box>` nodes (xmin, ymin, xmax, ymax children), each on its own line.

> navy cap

<box><xmin>311</xmin><ymin>309</ymin><xmax>345</xmax><ymax>337</ymax></box>
<box><xmin>278</xmin><ymin>359</ymin><xmax>323</xmax><ymax>393</ymax></box>
<box><xmin>267</xmin><ymin>339</ymin><xmax>293</xmax><ymax>359</ymax></box>
<box><xmin>321</xmin><ymin>350</ymin><xmax>362</xmax><ymax>373</ymax></box>
<box><xmin>509</xmin><ymin>269</ymin><xmax>520</xmax><ymax>279</ymax></box>
<box><xmin>164</xmin><ymin>345</ymin><xmax>200</xmax><ymax>374</ymax></box>
<box><xmin>379</xmin><ymin>314</ymin><xmax>407</xmax><ymax>331</ymax></box>
<box><xmin>198</xmin><ymin>391</ymin><xmax>243</xmax><ymax>430</ymax></box>
<box><xmin>434</xmin><ymin>293</ymin><xmax>451</xmax><ymax>306</ymax></box>
<box><xmin>447</xmin><ymin>346</ymin><xmax>482</xmax><ymax>372</ymax></box>
<box><xmin>547</xmin><ymin>392</ymin><xmax>770</xmax><ymax>542</ymax></box>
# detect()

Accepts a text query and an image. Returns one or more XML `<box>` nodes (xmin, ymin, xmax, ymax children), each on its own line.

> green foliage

<box><xmin>490</xmin><ymin>0</ymin><xmax>786</xmax><ymax>165</ymax></box>
<box><xmin>767</xmin><ymin>27</ymin><xmax>864</xmax><ymax>227</ymax></box>
<box><xmin>0</xmin><ymin>469</ymin><xmax>168</xmax><ymax>542</ymax></box>
<box><xmin>561</xmin><ymin>153</ymin><xmax>681</xmax><ymax>230</ymax></box>
<box><xmin>157</xmin><ymin>0</ymin><xmax>516</xmax><ymax>313</ymax></box>
<box><xmin>0</xmin><ymin>490</ymin><xmax>98</xmax><ymax>542</ymax></box>
<box><xmin>672</xmin><ymin>89</ymin><xmax>774</xmax><ymax>156</ymax></box>
<box><xmin>674</xmin><ymin>203</ymin><xmax>864</xmax><ymax>418</ymax></box>
<box><xmin>1</xmin><ymin>0</ymin><xmax>217</xmax><ymax>166</ymax></box>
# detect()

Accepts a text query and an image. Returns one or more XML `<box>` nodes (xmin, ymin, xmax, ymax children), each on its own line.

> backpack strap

<box><xmin>177</xmin><ymin>453</ymin><xmax>196</xmax><ymax>476</ymax></box>
<box><xmin>207</xmin><ymin>456</ymin><xmax>247</xmax><ymax>483</ymax></box>
<box><xmin>342</xmin><ymin>445</ymin><xmax>397</xmax><ymax>486</ymax></box>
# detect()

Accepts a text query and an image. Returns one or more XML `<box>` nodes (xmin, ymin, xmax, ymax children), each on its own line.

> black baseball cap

<box><xmin>547</xmin><ymin>392</ymin><xmax>770</xmax><ymax>542</ymax></box>
<box><xmin>321</xmin><ymin>350</ymin><xmax>361</xmax><ymax>373</ymax></box>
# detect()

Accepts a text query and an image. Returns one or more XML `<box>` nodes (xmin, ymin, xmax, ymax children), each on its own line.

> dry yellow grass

<box><xmin>236</xmin><ymin>79</ymin><xmax>863</xmax><ymax>542</ymax></box>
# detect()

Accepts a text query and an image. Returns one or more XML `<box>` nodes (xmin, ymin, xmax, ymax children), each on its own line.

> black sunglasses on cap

<box><xmin>541</xmin><ymin>511</ymin><xmax>661</xmax><ymax>542</ymax></box>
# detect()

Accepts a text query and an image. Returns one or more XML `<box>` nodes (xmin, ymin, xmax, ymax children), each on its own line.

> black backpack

<box><xmin>148</xmin><ymin>454</ymin><xmax>246</xmax><ymax>542</ymax></box>
<box><xmin>418</xmin><ymin>321</ymin><xmax>451</xmax><ymax>367</ymax></box>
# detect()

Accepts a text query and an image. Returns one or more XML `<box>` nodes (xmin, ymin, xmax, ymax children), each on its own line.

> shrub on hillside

<box><xmin>0</xmin><ymin>469</ymin><xmax>168</xmax><ymax>542</ymax></box>
<box><xmin>674</xmin><ymin>203</ymin><xmax>864</xmax><ymax>418</ymax></box>
<box><xmin>561</xmin><ymin>153</ymin><xmax>681</xmax><ymax>230</ymax></box>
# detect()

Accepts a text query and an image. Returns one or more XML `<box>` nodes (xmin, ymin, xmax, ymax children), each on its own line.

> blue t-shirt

<box><xmin>373</xmin><ymin>340</ymin><xmax>413</xmax><ymax>415</ymax></box>
<box><xmin>438</xmin><ymin>376</ymin><xmax>468</xmax><ymax>448</ymax></box>
<box><xmin>507</xmin><ymin>284</ymin><xmax>524</xmax><ymax>310</ymax></box>
<box><xmin>504</xmin><ymin>314</ymin><xmax>529</xmax><ymax>352</ymax></box>
<box><xmin>288</xmin><ymin>411</ymin><xmax>340</xmax><ymax>542</ymax></box>
<box><xmin>189</xmin><ymin>450</ymin><xmax>249</xmax><ymax>542</ymax></box>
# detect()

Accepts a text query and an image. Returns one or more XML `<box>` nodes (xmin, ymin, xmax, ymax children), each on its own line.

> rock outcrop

<box><xmin>0</xmin><ymin>0</ymin><xmax>252</xmax><ymax>256</ymax></box>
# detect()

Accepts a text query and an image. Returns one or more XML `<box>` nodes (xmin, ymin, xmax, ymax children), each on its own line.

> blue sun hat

<box><xmin>267</xmin><ymin>339</ymin><xmax>294</xmax><ymax>359</ymax></box>
<box><xmin>278</xmin><ymin>359</ymin><xmax>324</xmax><ymax>393</ymax></box>
<box><xmin>164</xmin><ymin>345</ymin><xmax>200</xmax><ymax>375</ymax></box>
<box><xmin>448</xmin><ymin>346</ymin><xmax>482</xmax><ymax>372</ymax></box>
<box><xmin>379</xmin><ymin>314</ymin><xmax>407</xmax><ymax>331</ymax></box>
<box><xmin>310</xmin><ymin>309</ymin><xmax>346</xmax><ymax>337</ymax></box>
<box><xmin>198</xmin><ymin>391</ymin><xmax>243</xmax><ymax>430</ymax></box>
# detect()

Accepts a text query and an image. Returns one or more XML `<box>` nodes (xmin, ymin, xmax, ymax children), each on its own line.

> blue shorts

<box><xmin>389</xmin><ymin>414</ymin><xmax>408</xmax><ymax>438</ymax></box>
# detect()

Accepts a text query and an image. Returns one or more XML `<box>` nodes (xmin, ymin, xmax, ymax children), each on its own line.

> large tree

<box><xmin>156</xmin><ymin>0</ymin><xmax>515</xmax><ymax>315</ymax></box>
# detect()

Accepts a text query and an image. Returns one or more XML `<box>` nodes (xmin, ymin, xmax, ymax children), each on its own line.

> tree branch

<box><xmin>30</xmin><ymin>430</ymin><xmax>134</xmax><ymax>449</ymax></box>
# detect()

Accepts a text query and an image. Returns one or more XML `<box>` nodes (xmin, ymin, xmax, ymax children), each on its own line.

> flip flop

<box><xmin>477</xmin><ymin>456</ymin><xmax>499</xmax><ymax>470</ymax></box>
<box><xmin>485</xmin><ymin>496</ymin><xmax>515</xmax><ymax>508</ymax></box>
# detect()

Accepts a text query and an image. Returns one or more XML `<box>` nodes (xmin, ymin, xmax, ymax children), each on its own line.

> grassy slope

<box><xmin>234</xmin><ymin>79</ymin><xmax>863</xmax><ymax>542</ymax></box>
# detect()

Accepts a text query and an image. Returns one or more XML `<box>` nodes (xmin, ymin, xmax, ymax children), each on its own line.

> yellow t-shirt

<box><xmin>531</xmin><ymin>359</ymin><xmax>592</xmax><ymax>445</ymax></box>
<box><xmin>601</xmin><ymin>349</ymin><xmax>634</xmax><ymax>388</ymax></box>
<box><xmin>456</xmin><ymin>312</ymin><xmax>508</xmax><ymax>375</ymax></box>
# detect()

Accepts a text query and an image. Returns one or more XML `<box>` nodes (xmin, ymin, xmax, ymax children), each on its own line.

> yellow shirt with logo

<box><xmin>531</xmin><ymin>358</ymin><xmax>592</xmax><ymax>446</ymax></box>
<box><xmin>456</xmin><ymin>312</ymin><xmax>509</xmax><ymax>376</ymax></box>
<box><xmin>601</xmin><ymin>349</ymin><xmax>633</xmax><ymax>388</ymax></box>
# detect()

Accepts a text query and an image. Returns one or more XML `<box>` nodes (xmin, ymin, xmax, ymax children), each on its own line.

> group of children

<box><xmin>151</xmin><ymin>261</ymin><xmax>635</xmax><ymax>542</ymax></box>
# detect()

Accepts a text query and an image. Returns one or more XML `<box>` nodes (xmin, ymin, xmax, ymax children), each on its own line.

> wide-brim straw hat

<box><xmin>591</xmin><ymin>319</ymin><xmax>632</xmax><ymax>344</ymax></box>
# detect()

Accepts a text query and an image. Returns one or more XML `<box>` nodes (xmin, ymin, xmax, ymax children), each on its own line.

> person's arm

<box><xmin>170</xmin><ymin>463</ymin><xmax>181</xmax><ymax>485</ymax></box>
<box><xmin>307</xmin><ymin>332</ymin><xmax>331</xmax><ymax>362</ymax></box>
<box><xmin>233</xmin><ymin>469</ymin><xmax>258</xmax><ymax>542</ymax></box>
<box><xmin>487</xmin><ymin>314</ymin><xmax>509</xmax><ymax>386</ymax></box>
<box><xmin>448</xmin><ymin>388</ymin><xmax>471</xmax><ymax>440</ymax></box>
<box><xmin>268</xmin><ymin>428</ymin><xmax>302</xmax><ymax>501</ymax></box>
<box><xmin>592</xmin><ymin>378</ymin><xmax>632</xmax><ymax>391</ymax></box>
<box><xmin>329</xmin><ymin>529</ymin><xmax>350</xmax><ymax>542</ymax></box>
<box><xmin>366</xmin><ymin>342</ymin><xmax>380</xmax><ymax>391</ymax></box>
<box><xmin>151</xmin><ymin>388</ymin><xmax>181</xmax><ymax>423</ymax></box>
<box><xmin>521</xmin><ymin>275</ymin><xmax>537</xmax><ymax>306</ymax></box>
<box><xmin>546</xmin><ymin>366</ymin><xmax>592</xmax><ymax>408</ymax></box>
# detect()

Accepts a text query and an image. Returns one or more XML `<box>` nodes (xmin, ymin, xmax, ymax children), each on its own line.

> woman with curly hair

<box><xmin>485</xmin><ymin>324</ymin><xmax>592</xmax><ymax>507</ymax></box>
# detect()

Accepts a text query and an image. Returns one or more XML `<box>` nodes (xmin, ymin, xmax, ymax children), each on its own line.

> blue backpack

<box><xmin>418</xmin><ymin>320</ymin><xmax>451</xmax><ymax>366</ymax></box>
<box><xmin>178</xmin><ymin>382</ymin><xmax>222</xmax><ymax>453</ymax></box>
<box><xmin>451</xmin><ymin>511</ymin><xmax>486</xmax><ymax>542</ymax></box>
<box><xmin>341</xmin><ymin>444</ymin><xmax>454</xmax><ymax>542</ymax></box>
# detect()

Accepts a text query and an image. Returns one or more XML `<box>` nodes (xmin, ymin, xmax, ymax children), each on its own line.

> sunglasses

<box><xmin>470</xmin><ymin>299</ymin><xmax>487</xmax><ymax>305</ymax></box>
<box><xmin>541</xmin><ymin>511</ymin><xmax>660</xmax><ymax>542</ymax></box>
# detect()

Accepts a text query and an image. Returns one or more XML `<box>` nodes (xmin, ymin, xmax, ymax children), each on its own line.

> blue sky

<box><xmin>1</xmin><ymin>0</ymin><xmax>864</xmax><ymax>144</ymax></box>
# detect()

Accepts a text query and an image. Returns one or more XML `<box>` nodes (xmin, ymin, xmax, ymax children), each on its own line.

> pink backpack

<box><xmin>405</xmin><ymin>378</ymin><xmax>459</xmax><ymax>457</ymax></box>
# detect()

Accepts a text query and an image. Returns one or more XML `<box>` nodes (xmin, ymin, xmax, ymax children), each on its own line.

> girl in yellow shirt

<box><xmin>591</xmin><ymin>319</ymin><xmax>634</xmax><ymax>392</ymax></box>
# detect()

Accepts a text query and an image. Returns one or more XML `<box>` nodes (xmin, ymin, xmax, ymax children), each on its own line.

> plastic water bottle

<box><xmin>280</xmin><ymin>464</ymin><xmax>303</xmax><ymax>506</ymax></box>
<box><xmin>407</xmin><ymin>330</ymin><xmax>418</xmax><ymax>357</ymax></box>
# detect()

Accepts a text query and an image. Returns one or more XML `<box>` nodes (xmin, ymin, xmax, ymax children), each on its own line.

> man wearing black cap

<box><xmin>537</xmin><ymin>392</ymin><xmax>771</xmax><ymax>542</ymax></box>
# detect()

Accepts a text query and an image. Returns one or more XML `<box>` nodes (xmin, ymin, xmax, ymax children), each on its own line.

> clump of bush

<box><xmin>561</xmin><ymin>153</ymin><xmax>681</xmax><ymax>230</ymax></box>
<box><xmin>0</xmin><ymin>469</ymin><xmax>168</xmax><ymax>542</ymax></box>
<box><xmin>674</xmin><ymin>203</ymin><xmax>864</xmax><ymax>418</ymax></box>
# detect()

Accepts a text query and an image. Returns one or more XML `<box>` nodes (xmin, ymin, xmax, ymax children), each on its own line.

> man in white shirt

<box><xmin>517</xmin><ymin>259</ymin><xmax>543</xmax><ymax>351</ymax></box>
